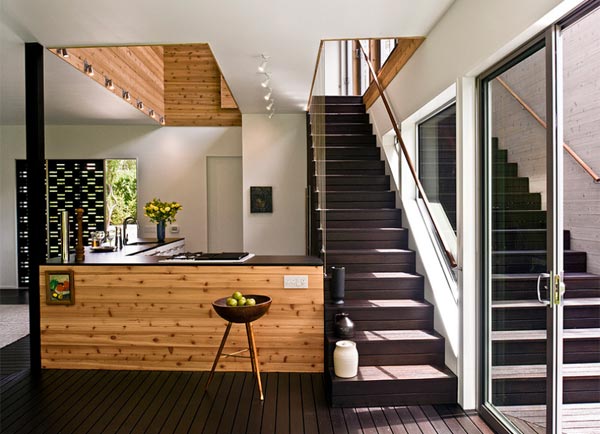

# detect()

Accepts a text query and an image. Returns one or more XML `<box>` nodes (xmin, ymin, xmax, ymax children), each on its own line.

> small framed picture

<box><xmin>250</xmin><ymin>186</ymin><xmax>273</xmax><ymax>213</ymax></box>
<box><xmin>45</xmin><ymin>270</ymin><xmax>75</xmax><ymax>305</ymax></box>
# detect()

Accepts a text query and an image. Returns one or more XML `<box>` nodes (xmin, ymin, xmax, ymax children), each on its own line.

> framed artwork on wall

<box><xmin>45</xmin><ymin>270</ymin><xmax>75</xmax><ymax>305</ymax></box>
<box><xmin>250</xmin><ymin>186</ymin><xmax>273</xmax><ymax>213</ymax></box>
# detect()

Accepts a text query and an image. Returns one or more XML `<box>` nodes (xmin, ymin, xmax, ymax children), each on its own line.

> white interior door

<box><xmin>207</xmin><ymin>156</ymin><xmax>243</xmax><ymax>252</ymax></box>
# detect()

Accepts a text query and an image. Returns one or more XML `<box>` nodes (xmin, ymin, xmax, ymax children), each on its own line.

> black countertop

<box><xmin>44</xmin><ymin>238</ymin><xmax>322</xmax><ymax>267</ymax></box>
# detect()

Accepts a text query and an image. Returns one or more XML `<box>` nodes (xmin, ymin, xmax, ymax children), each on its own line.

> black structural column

<box><xmin>25</xmin><ymin>42</ymin><xmax>45</xmax><ymax>373</ymax></box>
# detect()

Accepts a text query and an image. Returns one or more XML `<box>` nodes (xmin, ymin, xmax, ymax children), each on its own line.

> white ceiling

<box><xmin>0</xmin><ymin>0</ymin><xmax>454</xmax><ymax>124</ymax></box>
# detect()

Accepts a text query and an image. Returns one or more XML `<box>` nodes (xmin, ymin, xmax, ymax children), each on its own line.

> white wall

<box><xmin>242</xmin><ymin>114</ymin><xmax>307</xmax><ymax>255</ymax></box>
<box><xmin>367</xmin><ymin>0</ymin><xmax>586</xmax><ymax>410</ymax></box>
<box><xmin>0</xmin><ymin>124</ymin><xmax>242</xmax><ymax>287</ymax></box>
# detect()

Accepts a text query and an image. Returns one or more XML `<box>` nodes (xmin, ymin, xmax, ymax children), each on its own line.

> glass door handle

<box><xmin>536</xmin><ymin>272</ymin><xmax>551</xmax><ymax>306</ymax></box>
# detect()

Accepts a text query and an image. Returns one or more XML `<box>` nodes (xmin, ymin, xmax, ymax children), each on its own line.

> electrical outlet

<box><xmin>284</xmin><ymin>275</ymin><xmax>308</xmax><ymax>289</ymax></box>
<box><xmin>170</xmin><ymin>224</ymin><xmax>180</xmax><ymax>233</ymax></box>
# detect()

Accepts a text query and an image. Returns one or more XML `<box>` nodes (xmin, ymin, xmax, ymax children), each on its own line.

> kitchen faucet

<box><xmin>122</xmin><ymin>216</ymin><xmax>136</xmax><ymax>245</ymax></box>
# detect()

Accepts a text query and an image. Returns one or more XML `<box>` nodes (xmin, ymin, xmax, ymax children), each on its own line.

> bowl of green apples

<box><xmin>212</xmin><ymin>292</ymin><xmax>272</xmax><ymax>323</ymax></box>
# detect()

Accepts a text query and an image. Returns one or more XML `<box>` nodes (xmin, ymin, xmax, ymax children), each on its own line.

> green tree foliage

<box><xmin>105</xmin><ymin>159</ymin><xmax>137</xmax><ymax>226</ymax></box>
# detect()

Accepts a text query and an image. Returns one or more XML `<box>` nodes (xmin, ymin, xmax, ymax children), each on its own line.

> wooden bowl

<box><xmin>212</xmin><ymin>295</ymin><xmax>272</xmax><ymax>323</ymax></box>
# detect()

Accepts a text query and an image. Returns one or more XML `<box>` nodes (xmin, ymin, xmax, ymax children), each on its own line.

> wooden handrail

<box><xmin>307</xmin><ymin>41</ymin><xmax>325</xmax><ymax>110</ymax></box>
<box><xmin>496</xmin><ymin>77</ymin><xmax>600</xmax><ymax>183</ymax></box>
<box><xmin>356</xmin><ymin>42</ymin><xmax>458</xmax><ymax>268</ymax></box>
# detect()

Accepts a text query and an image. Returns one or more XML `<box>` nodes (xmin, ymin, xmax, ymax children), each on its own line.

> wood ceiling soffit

<box><xmin>363</xmin><ymin>37</ymin><xmax>425</xmax><ymax>109</ymax></box>
<box><xmin>163</xmin><ymin>44</ymin><xmax>241</xmax><ymax>127</ymax></box>
<box><xmin>220</xmin><ymin>76</ymin><xmax>238</xmax><ymax>109</ymax></box>
<box><xmin>51</xmin><ymin>46</ymin><xmax>165</xmax><ymax>123</ymax></box>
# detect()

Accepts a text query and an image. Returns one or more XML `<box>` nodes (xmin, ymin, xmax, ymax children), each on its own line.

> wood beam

<box><xmin>25</xmin><ymin>42</ymin><xmax>45</xmax><ymax>373</ymax></box>
<box><xmin>363</xmin><ymin>37</ymin><xmax>425</xmax><ymax>109</ymax></box>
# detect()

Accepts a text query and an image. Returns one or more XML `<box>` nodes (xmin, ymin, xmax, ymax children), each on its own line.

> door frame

<box><xmin>477</xmin><ymin>25</ymin><xmax>567</xmax><ymax>434</ymax></box>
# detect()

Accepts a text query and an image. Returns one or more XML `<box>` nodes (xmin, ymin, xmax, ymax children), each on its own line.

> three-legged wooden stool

<box><xmin>205</xmin><ymin>295</ymin><xmax>272</xmax><ymax>400</ymax></box>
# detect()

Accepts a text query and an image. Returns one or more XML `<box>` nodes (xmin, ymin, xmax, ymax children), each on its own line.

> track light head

<box><xmin>84</xmin><ymin>61</ymin><xmax>94</xmax><ymax>76</ymax></box>
<box><xmin>266</xmin><ymin>100</ymin><xmax>274</xmax><ymax>111</ymax></box>
<box><xmin>268</xmin><ymin>111</ymin><xmax>275</xmax><ymax>119</ymax></box>
<box><xmin>260</xmin><ymin>74</ymin><xmax>271</xmax><ymax>88</ymax></box>
<box><xmin>160</xmin><ymin>116</ymin><xmax>166</xmax><ymax>125</ymax></box>
<box><xmin>136</xmin><ymin>100</ymin><xmax>144</xmax><ymax>110</ymax></box>
<box><xmin>105</xmin><ymin>78</ymin><xmax>114</xmax><ymax>90</ymax></box>
<box><xmin>264</xmin><ymin>90</ymin><xmax>272</xmax><ymax>101</ymax></box>
<box><xmin>122</xmin><ymin>90</ymin><xmax>131</xmax><ymax>101</ymax></box>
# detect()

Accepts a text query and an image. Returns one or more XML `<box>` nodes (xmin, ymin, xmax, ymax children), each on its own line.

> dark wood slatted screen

<box><xmin>15</xmin><ymin>160</ymin><xmax>105</xmax><ymax>287</ymax></box>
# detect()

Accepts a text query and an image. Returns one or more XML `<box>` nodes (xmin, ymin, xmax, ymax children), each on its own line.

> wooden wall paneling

<box><xmin>51</xmin><ymin>45</ymin><xmax>165</xmax><ymax>122</ymax></box>
<box><xmin>221</xmin><ymin>76</ymin><xmax>238</xmax><ymax>109</ymax></box>
<box><xmin>163</xmin><ymin>44</ymin><xmax>242</xmax><ymax>126</ymax></box>
<box><xmin>363</xmin><ymin>37</ymin><xmax>425</xmax><ymax>109</ymax></box>
<box><xmin>39</xmin><ymin>265</ymin><xmax>324</xmax><ymax>372</ymax></box>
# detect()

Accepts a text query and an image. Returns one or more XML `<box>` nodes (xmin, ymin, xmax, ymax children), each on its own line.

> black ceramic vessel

<box><xmin>334</xmin><ymin>312</ymin><xmax>355</xmax><ymax>339</ymax></box>
<box><xmin>330</xmin><ymin>266</ymin><xmax>345</xmax><ymax>304</ymax></box>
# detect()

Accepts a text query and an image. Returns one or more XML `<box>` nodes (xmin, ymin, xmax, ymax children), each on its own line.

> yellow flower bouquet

<box><xmin>144</xmin><ymin>198</ymin><xmax>182</xmax><ymax>224</ymax></box>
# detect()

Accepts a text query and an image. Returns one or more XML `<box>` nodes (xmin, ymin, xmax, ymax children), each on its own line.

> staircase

<box><xmin>308</xmin><ymin>95</ymin><xmax>457</xmax><ymax>407</ymax></box>
<box><xmin>490</xmin><ymin>137</ymin><xmax>600</xmax><ymax>406</ymax></box>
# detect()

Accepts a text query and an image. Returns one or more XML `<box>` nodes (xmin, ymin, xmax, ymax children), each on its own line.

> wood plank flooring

<box><xmin>0</xmin><ymin>339</ymin><xmax>493</xmax><ymax>434</ymax></box>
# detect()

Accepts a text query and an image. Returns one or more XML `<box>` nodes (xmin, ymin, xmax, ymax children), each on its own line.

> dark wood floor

<box><xmin>0</xmin><ymin>334</ymin><xmax>495</xmax><ymax>434</ymax></box>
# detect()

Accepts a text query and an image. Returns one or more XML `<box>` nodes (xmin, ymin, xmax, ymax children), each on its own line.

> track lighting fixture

<box><xmin>257</xmin><ymin>54</ymin><xmax>269</xmax><ymax>73</ymax></box>
<box><xmin>260</xmin><ymin>74</ymin><xmax>271</xmax><ymax>88</ymax></box>
<box><xmin>266</xmin><ymin>100</ymin><xmax>274</xmax><ymax>111</ymax></box>
<box><xmin>160</xmin><ymin>116</ymin><xmax>166</xmax><ymax>125</ymax></box>
<box><xmin>268</xmin><ymin>111</ymin><xmax>275</xmax><ymax>119</ymax></box>
<box><xmin>57</xmin><ymin>48</ymin><xmax>69</xmax><ymax>58</ymax></box>
<box><xmin>264</xmin><ymin>89</ymin><xmax>272</xmax><ymax>101</ymax></box>
<box><xmin>84</xmin><ymin>61</ymin><xmax>94</xmax><ymax>76</ymax></box>
<box><xmin>104</xmin><ymin>78</ymin><xmax>114</xmax><ymax>90</ymax></box>
<box><xmin>136</xmin><ymin>100</ymin><xmax>144</xmax><ymax>110</ymax></box>
<box><xmin>122</xmin><ymin>90</ymin><xmax>131</xmax><ymax>101</ymax></box>
<box><xmin>149</xmin><ymin>109</ymin><xmax>155</xmax><ymax>118</ymax></box>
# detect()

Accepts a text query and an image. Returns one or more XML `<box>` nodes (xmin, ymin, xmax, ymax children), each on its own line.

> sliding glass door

<box><xmin>481</xmin><ymin>3</ymin><xmax>600</xmax><ymax>433</ymax></box>
<box><xmin>482</xmin><ymin>38</ymin><xmax>562</xmax><ymax>433</ymax></box>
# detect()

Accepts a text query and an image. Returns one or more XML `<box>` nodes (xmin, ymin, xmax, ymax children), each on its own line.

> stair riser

<box><xmin>320</xmin><ymin>191</ymin><xmax>395</xmax><ymax>202</ymax></box>
<box><xmin>322</xmin><ymin>201</ymin><xmax>395</xmax><ymax>209</ymax></box>
<box><xmin>492</xmin><ymin>251</ymin><xmax>587</xmax><ymax>274</ymax></box>
<box><xmin>318</xmin><ymin>148</ymin><xmax>381</xmax><ymax>160</ymax></box>
<box><xmin>323</xmin><ymin>168</ymin><xmax>383</xmax><ymax>175</ymax></box>
<box><xmin>341</xmin><ymin>289</ymin><xmax>425</xmax><ymax>300</ymax></box>
<box><xmin>326</xmin><ymin>240</ymin><xmax>407</xmax><ymax>249</ymax></box>
<box><xmin>493</xmin><ymin>339</ymin><xmax>600</xmax><ymax>365</ymax></box>
<box><xmin>493</xmin><ymin>306</ymin><xmax>600</xmax><ymax>331</ymax></box>
<box><xmin>493</xmin><ymin>193</ymin><xmax>542</xmax><ymax>210</ymax></box>
<box><xmin>324</xmin><ymin>161</ymin><xmax>385</xmax><ymax>170</ymax></box>
<box><xmin>324</xmin><ymin>220</ymin><xmax>404</xmax><ymax>229</ymax></box>
<box><xmin>321</xmin><ymin>229</ymin><xmax>408</xmax><ymax>242</ymax></box>
<box><xmin>493</xmin><ymin>163</ymin><xmax>518</xmax><ymax>177</ymax></box>
<box><xmin>318</xmin><ymin>209</ymin><xmax>402</xmax><ymax>221</ymax></box>
<box><xmin>310</xmin><ymin>104</ymin><xmax>366</xmax><ymax>113</ymax></box>
<box><xmin>319</xmin><ymin>96</ymin><xmax>364</xmax><ymax>104</ymax></box>
<box><xmin>331</xmin><ymin>377</ymin><xmax>456</xmax><ymax>400</ymax></box>
<box><xmin>322</xmin><ymin>135</ymin><xmax>376</xmax><ymax>145</ymax></box>
<box><xmin>327</xmin><ymin>252</ymin><xmax>415</xmax><ymax>265</ymax></box>
<box><xmin>493</xmin><ymin>230</ymin><xmax>571</xmax><ymax>251</ymax></box>
<box><xmin>330</xmin><ymin>389</ymin><xmax>457</xmax><ymax>407</ymax></box>
<box><xmin>493</xmin><ymin>177</ymin><xmax>530</xmax><ymax>193</ymax></box>
<box><xmin>492</xmin><ymin>379</ymin><xmax>600</xmax><ymax>405</ymax></box>
<box><xmin>493</xmin><ymin>211</ymin><xmax>546</xmax><ymax>229</ymax></box>
<box><xmin>326</xmin><ymin>342</ymin><xmax>445</xmax><ymax>366</ymax></box>
<box><xmin>325</xmin><ymin>263</ymin><xmax>416</xmax><ymax>273</ymax></box>
<box><xmin>316</xmin><ymin>175</ymin><xmax>389</xmax><ymax>186</ymax></box>
<box><xmin>321</xmin><ymin>113</ymin><xmax>369</xmax><ymax>123</ymax></box>
<box><xmin>343</xmin><ymin>277</ymin><xmax>423</xmax><ymax>291</ymax></box>
<box><xmin>324</xmin><ymin>124</ymin><xmax>372</xmax><ymax>134</ymax></box>
<box><xmin>325</xmin><ymin>306</ymin><xmax>433</xmax><ymax>323</ymax></box>
<box><xmin>319</xmin><ymin>184</ymin><xmax>390</xmax><ymax>191</ymax></box>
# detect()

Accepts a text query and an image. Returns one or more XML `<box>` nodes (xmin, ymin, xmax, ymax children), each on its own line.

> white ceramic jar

<box><xmin>333</xmin><ymin>340</ymin><xmax>358</xmax><ymax>378</ymax></box>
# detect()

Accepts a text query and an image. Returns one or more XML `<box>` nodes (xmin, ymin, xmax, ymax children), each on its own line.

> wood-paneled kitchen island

<box><xmin>39</xmin><ymin>242</ymin><xmax>324</xmax><ymax>373</ymax></box>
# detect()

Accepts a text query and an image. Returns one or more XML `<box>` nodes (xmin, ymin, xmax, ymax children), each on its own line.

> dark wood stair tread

<box><xmin>492</xmin><ymin>363</ymin><xmax>600</xmax><ymax>379</ymax></box>
<box><xmin>492</xmin><ymin>328</ymin><xmax>600</xmax><ymax>341</ymax></box>
<box><xmin>326</xmin><ymin>299</ymin><xmax>431</xmax><ymax>309</ymax></box>
<box><xmin>328</xmin><ymin>329</ymin><xmax>442</xmax><ymax>342</ymax></box>
<box><xmin>332</xmin><ymin>365</ymin><xmax>456</xmax><ymax>383</ymax></box>
<box><xmin>493</xmin><ymin>297</ymin><xmax>600</xmax><ymax>308</ymax></box>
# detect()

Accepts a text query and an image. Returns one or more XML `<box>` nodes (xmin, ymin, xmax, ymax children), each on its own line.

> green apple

<box><xmin>246</xmin><ymin>298</ymin><xmax>256</xmax><ymax>306</ymax></box>
<box><xmin>226</xmin><ymin>297</ymin><xmax>238</xmax><ymax>307</ymax></box>
<box><xmin>238</xmin><ymin>297</ymin><xmax>247</xmax><ymax>306</ymax></box>
<box><xmin>232</xmin><ymin>291</ymin><xmax>243</xmax><ymax>300</ymax></box>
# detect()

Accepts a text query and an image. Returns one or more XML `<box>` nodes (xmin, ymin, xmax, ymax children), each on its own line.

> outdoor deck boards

<box><xmin>0</xmin><ymin>370</ymin><xmax>494</xmax><ymax>433</ymax></box>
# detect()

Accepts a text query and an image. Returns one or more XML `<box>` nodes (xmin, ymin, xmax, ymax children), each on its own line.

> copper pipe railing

<box><xmin>496</xmin><ymin>77</ymin><xmax>600</xmax><ymax>183</ymax></box>
<box><xmin>355</xmin><ymin>42</ymin><xmax>458</xmax><ymax>268</ymax></box>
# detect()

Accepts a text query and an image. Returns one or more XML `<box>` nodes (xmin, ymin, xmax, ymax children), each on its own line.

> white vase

<box><xmin>333</xmin><ymin>340</ymin><xmax>358</xmax><ymax>378</ymax></box>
